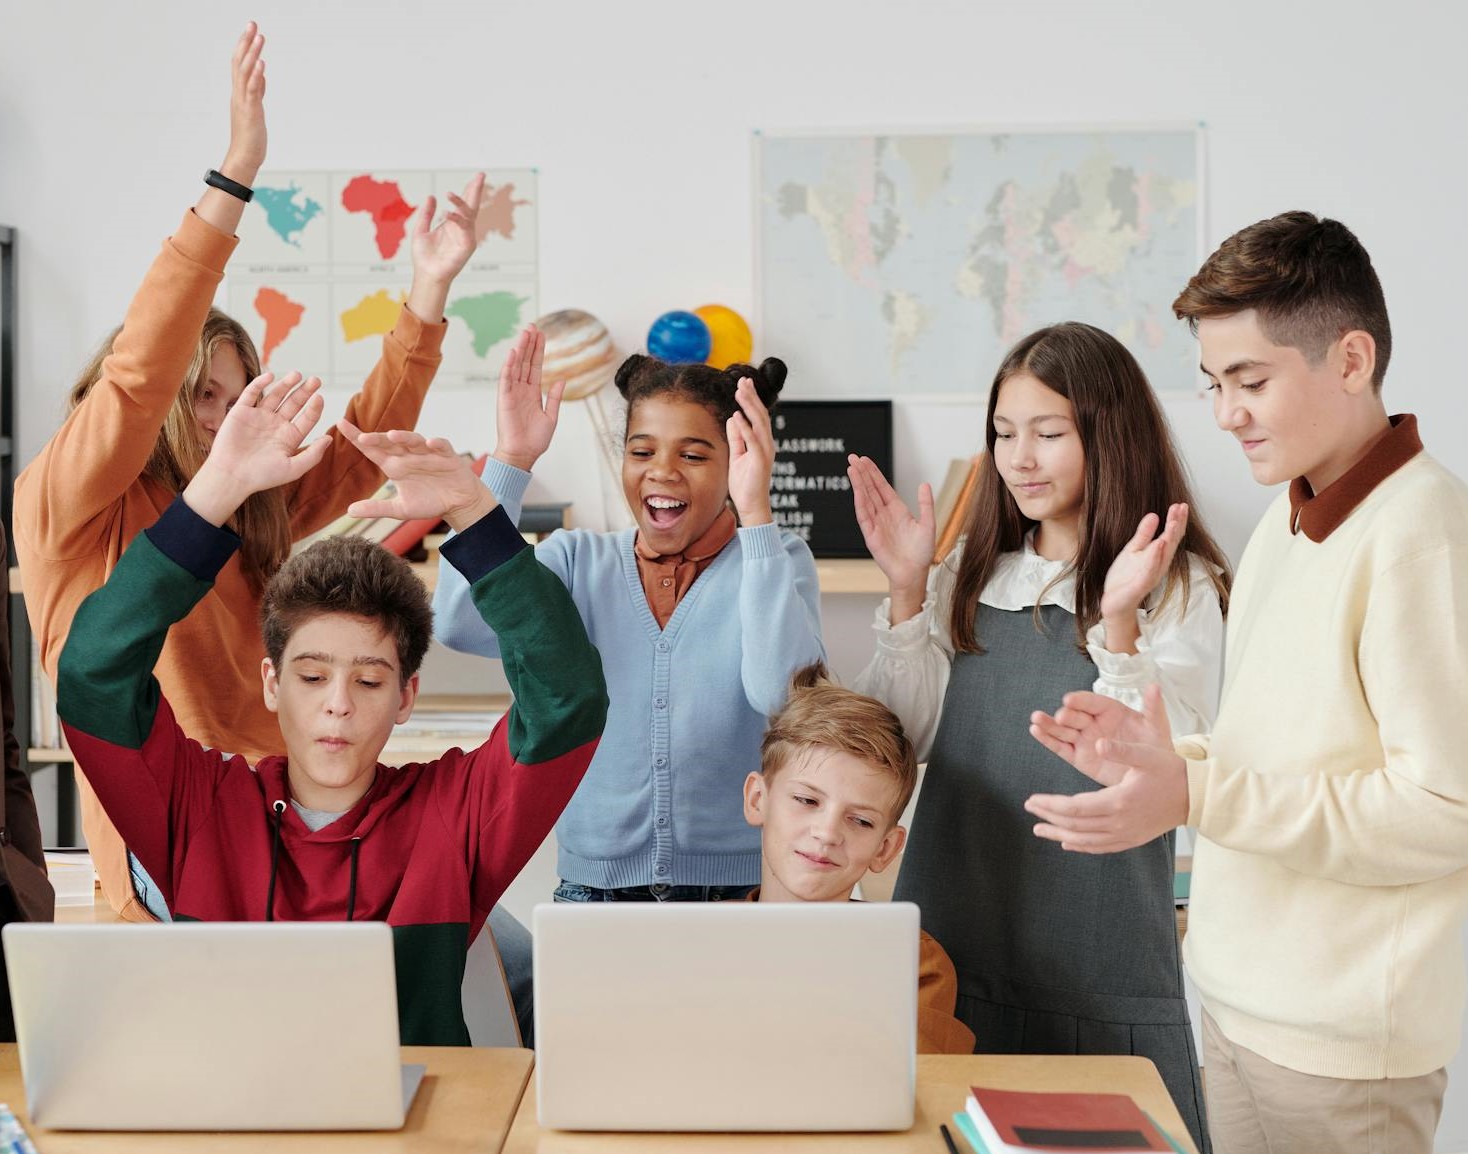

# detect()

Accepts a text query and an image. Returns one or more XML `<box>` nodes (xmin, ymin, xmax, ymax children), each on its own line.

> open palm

<box><xmin>411</xmin><ymin>173</ymin><xmax>486</xmax><ymax>285</ymax></box>
<box><xmin>206</xmin><ymin>371</ymin><xmax>328</xmax><ymax>493</ymax></box>
<box><xmin>847</xmin><ymin>454</ymin><xmax>933</xmax><ymax>591</ymax></box>
<box><xmin>726</xmin><ymin>378</ymin><xmax>776</xmax><ymax>522</ymax></box>
<box><xmin>338</xmin><ymin>423</ymin><xmax>483</xmax><ymax>523</ymax></box>
<box><xmin>495</xmin><ymin>325</ymin><xmax>564</xmax><ymax>471</ymax></box>
<box><xmin>1101</xmin><ymin>503</ymin><xmax>1189</xmax><ymax>619</ymax></box>
<box><xmin>1030</xmin><ymin>689</ymin><xmax>1170</xmax><ymax>786</ymax></box>
<box><xmin>227</xmin><ymin>22</ymin><xmax>267</xmax><ymax>174</ymax></box>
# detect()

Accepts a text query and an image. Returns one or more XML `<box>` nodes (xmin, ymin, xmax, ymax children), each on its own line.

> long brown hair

<box><xmin>68</xmin><ymin>308</ymin><xmax>292</xmax><ymax>590</ymax></box>
<box><xmin>948</xmin><ymin>322</ymin><xmax>1231</xmax><ymax>654</ymax></box>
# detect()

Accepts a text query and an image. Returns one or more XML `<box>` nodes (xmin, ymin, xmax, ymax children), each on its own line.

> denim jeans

<box><xmin>553</xmin><ymin>882</ymin><xmax>757</xmax><ymax>903</ymax></box>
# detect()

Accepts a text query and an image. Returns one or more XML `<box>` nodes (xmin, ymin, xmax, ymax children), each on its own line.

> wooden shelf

<box><xmin>813</xmin><ymin>558</ymin><xmax>886</xmax><ymax>595</ymax></box>
<box><xmin>16</xmin><ymin>558</ymin><xmax>889</xmax><ymax>597</ymax></box>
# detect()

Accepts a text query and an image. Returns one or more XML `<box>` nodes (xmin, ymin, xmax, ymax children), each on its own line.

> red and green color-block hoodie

<box><xmin>56</xmin><ymin>497</ymin><xmax>608</xmax><ymax>1046</ymax></box>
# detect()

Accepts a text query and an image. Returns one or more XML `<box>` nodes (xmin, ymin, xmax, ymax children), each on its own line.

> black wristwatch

<box><xmin>204</xmin><ymin>168</ymin><xmax>254</xmax><ymax>203</ymax></box>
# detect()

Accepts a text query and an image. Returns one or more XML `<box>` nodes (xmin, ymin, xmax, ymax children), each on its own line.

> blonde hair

<box><xmin>68</xmin><ymin>308</ymin><xmax>292</xmax><ymax>590</ymax></box>
<box><xmin>759</xmin><ymin>665</ymin><xmax>918</xmax><ymax>824</ymax></box>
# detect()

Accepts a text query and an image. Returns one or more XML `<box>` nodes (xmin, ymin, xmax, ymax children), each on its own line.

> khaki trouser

<box><xmin>1202</xmin><ymin>1012</ymin><xmax>1446</xmax><ymax>1154</ymax></box>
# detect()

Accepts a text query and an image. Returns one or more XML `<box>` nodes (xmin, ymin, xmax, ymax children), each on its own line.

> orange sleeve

<box><xmin>284</xmin><ymin>304</ymin><xmax>447</xmax><ymax>538</ymax></box>
<box><xmin>917</xmin><ymin>931</ymin><xmax>977</xmax><ymax>1055</ymax></box>
<box><xmin>14</xmin><ymin>211</ymin><xmax>236</xmax><ymax>563</ymax></box>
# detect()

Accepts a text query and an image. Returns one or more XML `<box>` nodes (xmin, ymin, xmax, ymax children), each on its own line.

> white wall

<box><xmin>5</xmin><ymin>1</ymin><xmax>1467</xmax><ymax>1144</ymax></box>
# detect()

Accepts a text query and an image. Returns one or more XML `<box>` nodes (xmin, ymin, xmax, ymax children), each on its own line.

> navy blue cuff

<box><xmin>143</xmin><ymin>496</ymin><xmax>242</xmax><ymax>582</ymax></box>
<box><xmin>439</xmin><ymin>504</ymin><xmax>528</xmax><ymax>584</ymax></box>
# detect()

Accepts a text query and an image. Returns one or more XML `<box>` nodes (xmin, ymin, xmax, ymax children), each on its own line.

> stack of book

<box><xmin>951</xmin><ymin>1085</ymin><xmax>1184</xmax><ymax>1153</ymax></box>
<box><xmin>932</xmin><ymin>455</ymin><xmax>982</xmax><ymax>564</ymax></box>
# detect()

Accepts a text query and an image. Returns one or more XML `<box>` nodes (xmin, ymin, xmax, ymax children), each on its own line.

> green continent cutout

<box><xmin>445</xmin><ymin>292</ymin><xmax>529</xmax><ymax>357</ymax></box>
<box><xmin>253</xmin><ymin>184</ymin><xmax>324</xmax><ymax>247</ymax></box>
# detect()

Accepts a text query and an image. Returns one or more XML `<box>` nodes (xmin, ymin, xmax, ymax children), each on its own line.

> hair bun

<box><xmin>614</xmin><ymin>353</ymin><xmax>651</xmax><ymax>398</ymax></box>
<box><xmin>726</xmin><ymin>356</ymin><xmax>787</xmax><ymax>407</ymax></box>
<box><xmin>756</xmin><ymin>356</ymin><xmax>788</xmax><ymax>396</ymax></box>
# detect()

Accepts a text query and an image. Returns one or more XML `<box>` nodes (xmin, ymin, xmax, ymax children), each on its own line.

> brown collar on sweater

<box><xmin>1288</xmin><ymin>414</ymin><xmax>1422</xmax><ymax>543</ymax></box>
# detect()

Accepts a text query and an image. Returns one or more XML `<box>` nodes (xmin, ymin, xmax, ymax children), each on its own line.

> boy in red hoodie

<box><xmin>56</xmin><ymin>370</ymin><xmax>607</xmax><ymax>1045</ymax></box>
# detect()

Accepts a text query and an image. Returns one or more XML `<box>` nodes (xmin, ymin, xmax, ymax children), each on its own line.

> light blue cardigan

<box><xmin>432</xmin><ymin>458</ymin><xmax>825</xmax><ymax>889</ymax></box>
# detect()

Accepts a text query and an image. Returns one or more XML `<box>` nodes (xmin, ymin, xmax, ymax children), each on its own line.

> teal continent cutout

<box><xmin>445</xmin><ymin>292</ymin><xmax>529</xmax><ymax>357</ymax></box>
<box><xmin>254</xmin><ymin>184</ymin><xmax>324</xmax><ymax>247</ymax></box>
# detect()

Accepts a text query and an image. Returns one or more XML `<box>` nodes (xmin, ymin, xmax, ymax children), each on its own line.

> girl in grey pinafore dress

<box><xmin>850</xmin><ymin>323</ymin><xmax>1231</xmax><ymax>1154</ymax></box>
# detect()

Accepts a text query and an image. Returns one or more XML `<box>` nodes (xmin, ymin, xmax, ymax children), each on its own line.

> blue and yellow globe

<box><xmin>694</xmin><ymin>304</ymin><xmax>753</xmax><ymax>370</ymax></box>
<box><xmin>647</xmin><ymin>310</ymin><xmax>712</xmax><ymax>364</ymax></box>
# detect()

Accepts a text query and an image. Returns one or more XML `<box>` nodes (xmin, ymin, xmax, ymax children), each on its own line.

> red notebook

<box><xmin>967</xmin><ymin>1087</ymin><xmax>1170</xmax><ymax>1152</ymax></box>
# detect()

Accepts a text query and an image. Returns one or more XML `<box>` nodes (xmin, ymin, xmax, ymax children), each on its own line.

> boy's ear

<box><xmin>865</xmin><ymin>823</ymin><xmax>907</xmax><ymax>875</ymax></box>
<box><xmin>395</xmin><ymin>673</ymin><xmax>420</xmax><ymax>725</ymax></box>
<box><xmin>261</xmin><ymin>658</ymin><xmax>280</xmax><ymax>714</ymax></box>
<box><xmin>742</xmin><ymin>771</ymin><xmax>767</xmax><ymax>828</ymax></box>
<box><xmin>1336</xmin><ymin>329</ymin><xmax>1377</xmax><ymax>396</ymax></box>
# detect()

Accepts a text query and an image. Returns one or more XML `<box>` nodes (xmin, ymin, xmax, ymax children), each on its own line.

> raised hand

<box><xmin>225</xmin><ymin>22</ymin><xmax>267</xmax><ymax>181</ymax></box>
<box><xmin>847</xmin><ymin>454</ymin><xmax>934</xmax><ymax>601</ymax></box>
<box><xmin>1099</xmin><ymin>503</ymin><xmax>1188</xmax><ymax>652</ymax></box>
<box><xmin>726</xmin><ymin>378</ymin><xmax>775</xmax><ymax>526</ymax></box>
<box><xmin>198</xmin><ymin>23</ymin><xmax>267</xmax><ymax>235</ymax></box>
<box><xmin>184</xmin><ymin>372</ymin><xmax>329</xmax><ymax>525</ymax></box>
<box><xmin>1024</xmin><ymin>685</ymin><xmax>1189</xmax><ymax>853</ymax></box>
<box><xmin>337</xmin><ymin>422</ymin><xmax>497</xmax><ymax>533</ymax></box>
<box><xmin>410</xmin><ymin>173</ymin><xmax>487</xmax><ymax>290</ymax></box>
<box><xmin>493</xmin><ymin>325</ymin><xmax>565</xmax><ymax>472</ymax></box>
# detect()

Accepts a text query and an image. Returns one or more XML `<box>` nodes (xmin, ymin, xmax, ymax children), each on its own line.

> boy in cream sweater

<box><xmin>1025</xmin><ymin>212</ymin><xmax>1468</xmax><ymax>1154</ymax></box>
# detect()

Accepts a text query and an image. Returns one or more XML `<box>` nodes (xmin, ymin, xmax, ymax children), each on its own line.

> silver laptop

<box><xmin>533</xmin><ymin>902</ymin><xmax>918</xmax><ymax>1131</ymax></box>
<box><xmin>2</xmin><ymin>922</ymin><xmax>424</xmax><ymax>1131</ymax></box>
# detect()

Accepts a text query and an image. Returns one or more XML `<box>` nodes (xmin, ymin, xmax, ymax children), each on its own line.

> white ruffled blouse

<box><xmin>851</xmin><ymin>535</ymin><xmax>1225</xmax><ymax>762</ymax></box>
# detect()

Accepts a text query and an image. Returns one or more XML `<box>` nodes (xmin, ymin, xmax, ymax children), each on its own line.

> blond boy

<box><xmin>742</xmin><ymin>666</ymin><xmax>975</xmax><ymax>1055</ymax></box>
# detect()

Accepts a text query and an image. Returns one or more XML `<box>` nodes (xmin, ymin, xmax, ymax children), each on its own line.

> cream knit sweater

<box><xmin>1181</xmin><ymin>447</ymin><xmax>1468</xmax><ymax>1078</ymax></box>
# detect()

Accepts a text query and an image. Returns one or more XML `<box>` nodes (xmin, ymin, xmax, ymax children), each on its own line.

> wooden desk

<box><xmin>53</xmin><ymin>885</ymin><xmax>122</xmax><ymax>925</ymax></box>
<box><xmin>502</xmin><ymin>1053</ymin><xmax>1199</xmax><ymax>1153</ymax></box>
<box><xmin>0</xmin><ymin>1043</ymin><xmax>532</xmax><ymax>1153</ymax></box>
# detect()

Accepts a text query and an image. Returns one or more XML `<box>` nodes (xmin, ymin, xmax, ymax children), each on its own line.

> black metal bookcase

<box><xmin>1</xmin><ymin>226</ymin><xmax>76</xmax><ymax>845</ymax></box>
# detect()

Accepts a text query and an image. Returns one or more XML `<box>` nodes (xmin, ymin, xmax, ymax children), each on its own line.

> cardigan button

<box><xmin>654</xmin><ymin>698</ymin><xmax>667</xmax><ymax>710</ymax></box>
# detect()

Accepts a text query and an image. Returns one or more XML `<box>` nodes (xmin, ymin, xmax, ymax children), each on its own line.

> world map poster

<box><xmin>757</xmin><ymin>128</ymin><xmax>1201</xmax><ymax>397</ymax></box>
<box><xmin>228</xmin><ymin>169</ymin><xmax>537</xmax><ymax>388</ymax></box>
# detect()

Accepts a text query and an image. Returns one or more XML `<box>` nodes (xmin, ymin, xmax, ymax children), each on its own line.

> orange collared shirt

<box><xmin>633</xmin><ymin>507</ymin><xmax>738</xmax><ymax>628</ymax></box>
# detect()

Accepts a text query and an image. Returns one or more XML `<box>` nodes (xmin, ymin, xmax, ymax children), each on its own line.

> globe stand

<box><xmin>581</xmin><ymin>387</ymin><xmax>634</xmax><ymax>532</ymax></box>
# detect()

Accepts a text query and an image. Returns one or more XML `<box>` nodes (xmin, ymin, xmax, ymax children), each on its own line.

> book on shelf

<box><xmin>933</xmin><ymin>455</ymin><xmax>982</xmax><ymax>564</ymax></box>
<box><xmin>42</xmin><ymin>848</ymin><xmax>97</xmax><ymax>906</ymax></box>
<box><xmin>957</xmin><ymin>1085</ymin><xmax>1181</xmax><ymax>1153</ymax></box>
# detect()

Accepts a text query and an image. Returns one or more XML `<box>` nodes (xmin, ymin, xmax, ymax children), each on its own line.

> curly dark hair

<box><xmin>260</xmin><ymin>535</ymin><xmax>433</xmax><ymax>684</ymax></box>
<box><xmin>614</xmin><ymin>354</ymin><xmax>788</xmax><ymax>435</ymax></box>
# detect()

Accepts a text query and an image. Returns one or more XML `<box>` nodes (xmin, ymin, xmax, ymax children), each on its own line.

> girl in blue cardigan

<box><xmin>434</xmin><ymin>328</ymin><xmax>824</xmax><ymax>901</ymax></box>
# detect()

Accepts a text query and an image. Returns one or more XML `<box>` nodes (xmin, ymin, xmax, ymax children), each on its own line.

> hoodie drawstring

<box><xmin>265</xmin><ymin>802</ymin><xmax>365</xmax><ymax>922</ymax></box>
<box><xmin>266</xmin><ymin>799</ymin><xmax>287</xmax><ymax>922</ymax></box>
<box><xmin>346</xmin><ymin>837</ymin><xmax>361</xmax><ymax>922</ymax></box>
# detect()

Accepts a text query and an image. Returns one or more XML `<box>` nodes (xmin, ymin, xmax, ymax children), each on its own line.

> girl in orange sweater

<box><xmin>15</xmin><ymin>22</ymin><xmax>484</xmax><ymax>920</ymax></box>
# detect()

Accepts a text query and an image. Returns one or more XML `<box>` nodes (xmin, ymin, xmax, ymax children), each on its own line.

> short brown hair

<box><xmin>1173</xmin><ymin>211</ymin><xmax>1391</xmax><ymax>390</ymax></box>
<box><xmin>759</xmin><ymin>666</ymin><xmax>918</xmax><ymax>824</ymax></box>
<box><xmin>260</xmin><ymin>536</ymin><xmax>433</xmax><ymax>683</ymax></box>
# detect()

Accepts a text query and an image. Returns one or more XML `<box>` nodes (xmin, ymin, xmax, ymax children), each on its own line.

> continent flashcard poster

<box><xmin>229</xmin><ymin>169</ymin><xmax>537</xmax><ymax>388</ymax></box>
